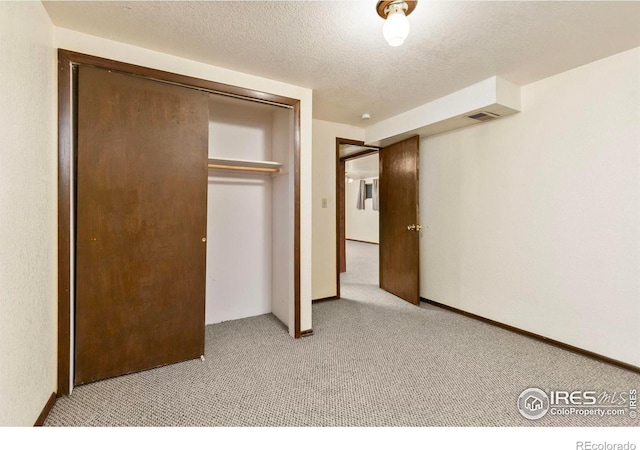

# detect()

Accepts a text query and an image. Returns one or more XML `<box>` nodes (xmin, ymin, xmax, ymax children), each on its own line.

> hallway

<box><xmin>341</xmin><ymin>239</ymin><xmax>379</xmax><ymax>286</ymax></box>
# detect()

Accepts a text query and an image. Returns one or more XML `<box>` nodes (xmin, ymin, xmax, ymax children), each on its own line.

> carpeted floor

<box><xmin>45</xmin><ymin>240</ymin><xmax>639</xmax><ymax>426</ymax></box>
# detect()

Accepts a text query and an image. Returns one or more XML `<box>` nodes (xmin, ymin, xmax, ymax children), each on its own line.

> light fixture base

<box><xmin>376</xmin><ymin>1</ymin><xmax>417</xmax><ymax>19</ymax></box>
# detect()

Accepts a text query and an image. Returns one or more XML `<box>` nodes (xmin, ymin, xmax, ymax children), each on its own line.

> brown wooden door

<box><xmin>75</xmin><ymin>66</ymin><xmax>208</xmax><ymax>385</ymax></box>
<box><xmin>379</xmin><ymin>136</ymin><xmax>420</xmax><ymax>305</ymax></box>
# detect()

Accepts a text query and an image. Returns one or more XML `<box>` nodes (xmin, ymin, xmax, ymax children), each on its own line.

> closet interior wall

<box><xmin>206</xmin><ymin>94</ymin><xmax>293</xmax><ymax>330</ymax></box>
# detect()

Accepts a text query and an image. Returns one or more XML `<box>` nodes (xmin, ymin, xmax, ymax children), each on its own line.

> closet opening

<box><xmin>335</xmin><ymin>138</ymin><xmax>380</xmax><ymax>298</ymax></box>
<box><xmin>205</xmin><ymin>93</ymin><xmax>294</xmax><ymax>329</ymax></box>
<box><xmin>57</xmin><ymin>49</ymin><xmax>302</xmax><ymax>396</ymax></box>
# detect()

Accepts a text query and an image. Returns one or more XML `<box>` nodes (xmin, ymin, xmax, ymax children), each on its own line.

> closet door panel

<box><xmin>75</xmin><ymin>66</ymin><xmax>208</xmax><ymax>385</ymax></box>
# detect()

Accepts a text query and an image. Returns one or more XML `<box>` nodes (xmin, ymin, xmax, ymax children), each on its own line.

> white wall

<box><xmin>421</xmin><ymin>48</ymin><xmax>640</xmax><ymax>366</ymax></box>
<box><xmin>206</xmin><ymin>172</ymin><xmax>273</xmax><ymax>323</ymax></box>
<box><xmin>53</xmin><ymin>27</ymin><xmax>314</xmax><ymax>334</ymax></box>
<box><xmin>365</xmin><ymin>76</ymin><xmax>521</xmax><ymax>147</ymax></box>
<box><xmin>0</xmin><ymin>2</ymin><xmax>56</xmax><ymax>426</ymax></box>
<box><xmin>346</xmin><ymin>177</ymin><xmax>379</xmax><ymax>244</ymax></box>
<box><xmin>312</xmin><ymin>119</ymin><xmax>365</xmax><ymax>300</ymax></box>
<box><xmin>271</xmin><ymin>108</ymin><xmax>295</xmax><ymax>327</ymax></box>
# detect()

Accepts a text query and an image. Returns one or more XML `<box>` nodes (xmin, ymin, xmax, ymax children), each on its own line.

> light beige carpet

<box><xmin>45</xmin><ymin>240</ymin><xmax>639</xmax><ymax>426</ymax></box>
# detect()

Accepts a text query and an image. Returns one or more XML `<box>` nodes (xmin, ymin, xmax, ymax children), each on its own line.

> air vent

<box><xmin>467</xmin><ymin>111</ymin><xmax>501</xmax><ymax>122</ymax></box>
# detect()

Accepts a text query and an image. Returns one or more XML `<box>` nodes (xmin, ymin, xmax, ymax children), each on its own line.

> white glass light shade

<box><xmin>383</xmin><ymin>7</ymin><xmax>410</xmax><ymax>47</ymax></box>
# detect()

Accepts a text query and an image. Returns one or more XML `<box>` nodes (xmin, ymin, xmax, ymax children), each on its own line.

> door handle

<box><xmin>407</xmin><ymin>224</ymin><xmax>422</xmax><ymax>232</ymax></box>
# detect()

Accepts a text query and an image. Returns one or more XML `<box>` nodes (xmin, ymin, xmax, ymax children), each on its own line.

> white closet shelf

<box><xmin>207</xmin><ymin>157</ymin><xmax>282</xmax><ymax>174</ymax></box>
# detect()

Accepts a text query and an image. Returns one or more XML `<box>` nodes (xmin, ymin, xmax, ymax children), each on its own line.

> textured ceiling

<box><xmin>43</xmin><ymin>1</ymin><xmax>640</xmax><ymax>126</ymax></box>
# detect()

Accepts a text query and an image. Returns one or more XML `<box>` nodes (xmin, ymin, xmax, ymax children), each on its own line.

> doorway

<box><xmin>335</xmin><ymin>136</ymin><xmax>421</xmax><ymax>304</ymax></box>
<box><xmin>335</xmin><ymin>139</ymin><xmax>380</xmax><ymax>298</ymax></box>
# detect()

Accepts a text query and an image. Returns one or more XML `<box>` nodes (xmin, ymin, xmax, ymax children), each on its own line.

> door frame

<box><xmin>334</xmin><ymin>138</ymin><xmax>380</xmax><ymax>298</ymax></box>
<box><xmin>57</xmin><ymin>50</ymin><xmax>302</xmax><ymax>395</ymax></box>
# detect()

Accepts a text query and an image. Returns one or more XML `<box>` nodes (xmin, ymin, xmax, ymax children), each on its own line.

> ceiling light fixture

<box><xmin>376</xmin><ymin>1</ymin><xmax>417</xmax><ymax>47</ymax></box>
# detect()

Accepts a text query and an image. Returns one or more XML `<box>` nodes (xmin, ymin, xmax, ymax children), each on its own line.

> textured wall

<box><xmin>421</xmin><ymin>48</ymin><xmax>640</xmax><ymax>366</ymax></box>
<box><xmin>0</xmin><ymin>2</ymin><xmax>56</xmax><ymax>426</ymax></box>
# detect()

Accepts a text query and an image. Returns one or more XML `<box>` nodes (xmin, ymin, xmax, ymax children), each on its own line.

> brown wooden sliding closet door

<box><xmin>75</xmin><ymin>66</ymin><xmax>208</xmax><ymax>385</ymax></box>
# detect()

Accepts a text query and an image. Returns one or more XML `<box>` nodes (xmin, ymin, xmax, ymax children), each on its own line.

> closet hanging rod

<box><xmin>207</xmin><ymin>164</ymin><xmax>280</xmax><ymax>174</ymax></box>
<box><xmin>207</xmin><ymin>157</ymin><xmax>282</xmax><ymax>174</ymax></box>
